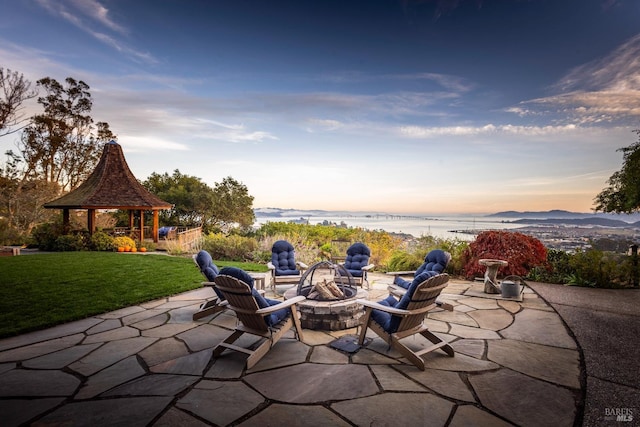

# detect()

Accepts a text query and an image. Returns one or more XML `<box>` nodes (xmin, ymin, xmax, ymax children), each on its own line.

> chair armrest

<box><xmin>387</xmin><ymin>285</ymin><xmax>407</xmax><ymax>298</ymax></box>
<box><xmin>355</xmin><ymin>299</ymin><xmax>411</xmax><ymax>316</ymax></box>
<box><xmin>267</xmin><ymin>262</ymin><xmax>276</xmax><ymax>270</ymax></box>
<box><xmin>385</xmin><ymin>270</ymin><xmax>416</xmax><ymax>276</ymax></box>
<box><xmin>297</xmin><ymin>261</ymin><xmax>308</xmax><ymax>270</ymax></box>
<box><xmin>362</xmin><ymin>264</ymin><xmax>375</xmax><ymax>272</ymax></box>
<box><xmin>255</xmin><ymin>295</ymin><xmax>306</xmax><ymax>315</ymax></box>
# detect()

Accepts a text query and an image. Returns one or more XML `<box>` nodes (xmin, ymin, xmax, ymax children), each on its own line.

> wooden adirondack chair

<box><xmin>213</xmin><ymin>272</ymin><xmax>305</xmax><ymax>369</ymax></box>
<box><xmin>267</xmin><ymin>240</ymin><xmax>308</xmax><ymax>292</ymax></box>
<box><xmin>192</xmin><ymin>251</ymin><xmax>228</xmax><ymax>320</ymax></box>
<box><xmin>357</xmin><ymin>273</ymin><xmax>454</xmax><ymax>370</ymax></box>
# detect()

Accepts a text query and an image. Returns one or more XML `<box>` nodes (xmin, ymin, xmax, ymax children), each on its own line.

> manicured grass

<box><xmin>0</xmin><ymin>252</ymin><xmax>268</xmax><ymax>338</ymax></box>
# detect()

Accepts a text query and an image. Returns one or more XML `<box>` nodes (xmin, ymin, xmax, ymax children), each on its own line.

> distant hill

<box><xmin>513</xmin><ymin>218</ymin><xmax>640</xmax><ymax>228</ymax></box>
<box><xmin>254</xmin><ymin>207</ymin><xmax>387</xmax><ymax>217</ymax></box>
<box><xmin>487</xmin><ymin>210</ymin><xmax>640</xmax><ymax>223</ymax></box>
<box><xmin>487</xmin><ymin>210</ymin><xmax>579</xmax><ymax>219</ymax></box>
<box><xmin>255</xmin><ymin>208</ymin><xmax>640</xmax><ymax>227</ymax></box>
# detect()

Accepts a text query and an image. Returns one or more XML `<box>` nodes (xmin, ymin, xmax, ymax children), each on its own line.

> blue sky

<box><xmin>1</xmin><ymin>0</ymin><xmax>640</xmax><ymax>214</ymax></box>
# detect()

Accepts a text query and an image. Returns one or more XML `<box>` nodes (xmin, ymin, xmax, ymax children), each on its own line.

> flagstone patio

<box><xmin>0</xmin><ymin>274</ymin><xmax>583</xmax><ymax>426</ymax></box>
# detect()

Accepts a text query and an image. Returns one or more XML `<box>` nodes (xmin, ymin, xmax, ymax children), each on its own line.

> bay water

<box><xmin>254</xmin><ymin>214</ymin><xmax>525</xmax><ymax>241</ymax></box>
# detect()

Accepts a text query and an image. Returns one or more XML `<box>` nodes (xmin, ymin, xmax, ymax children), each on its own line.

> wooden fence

<box><xmin>108</xmin><ymin>226</ymin><xmax>203</xmax><ymax>253</ymax></box>
<box><xmin>175</xmin><ymin>226</ymin><xmax>203</xmax><ymax>252</ymax></box>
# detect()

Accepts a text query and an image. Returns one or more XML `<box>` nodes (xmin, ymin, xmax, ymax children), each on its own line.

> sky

<box><xmin>1</xmin><ymin>0</ymin><xmax>640</xmax><ymax>215</ymax></box>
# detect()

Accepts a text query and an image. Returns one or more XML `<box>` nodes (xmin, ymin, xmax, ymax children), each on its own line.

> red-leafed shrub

<box><xmin>462</xmin><ymin>230</ymin><xmax>547</xmax><ymax>279</ymax></box>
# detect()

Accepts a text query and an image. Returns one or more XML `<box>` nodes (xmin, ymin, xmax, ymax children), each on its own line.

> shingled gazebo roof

<box><xmin>44</xmin><ymin>141</ymin><xmax>172</xmax><ymax>210</ymax></box>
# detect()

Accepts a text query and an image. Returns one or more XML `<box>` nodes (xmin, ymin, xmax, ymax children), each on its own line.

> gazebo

<box><xmin>44</xmin><ymin>140</ymin><xmax>172</xmax><ymax>243</ymax></box>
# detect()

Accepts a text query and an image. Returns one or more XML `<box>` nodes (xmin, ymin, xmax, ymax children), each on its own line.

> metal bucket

<box><xmin>501</xmin><ymin>275</ymin><xmax>523</xmax><ymax>298</ymax></box>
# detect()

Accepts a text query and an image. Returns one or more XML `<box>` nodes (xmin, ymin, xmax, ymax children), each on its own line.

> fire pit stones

<box><xmin>284</xmin><ymin>261</ymin><xmax>368</xmax><ymax>330</ymax></box>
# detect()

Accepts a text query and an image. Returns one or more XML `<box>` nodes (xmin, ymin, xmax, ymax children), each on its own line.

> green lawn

<box><xmin>0</xmin><ymin>252</ymin><xmax>267</xmax><ymax>338</ymax></box>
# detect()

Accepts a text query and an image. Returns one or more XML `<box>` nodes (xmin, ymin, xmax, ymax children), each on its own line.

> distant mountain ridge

<box><xmin>486</xmin><ymin>210</ymin><xmax>640</xmax><ymax>223</ymax></box>
<box><xmin>254</xmin><ymin>207</ymin><xmax>386</xmax><ymax>217</ymax></box>
<box><xmin>513</xmin><ymin>218</ymin><xmax>640</xmax><ymax>228</ymax></box>
<box><xmin>256</xmin><ymin>207</ymin><xmax>640</xmax><ymax>222</ymax></box>
<box><xmin>254</xmin><ymin>207</ymin><xmax>640</xmax><ymax>229</ymax></box>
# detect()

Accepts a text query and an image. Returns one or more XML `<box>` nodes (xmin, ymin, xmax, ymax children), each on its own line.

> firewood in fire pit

<box><xmin>325</xmin><ymin>280</ymin><xmax>345</xmax><ymax>298</ymax></box>
<box><xmin>308</xmin><ymin>279</ymin><xmax>344</xmax><ymax>300</ymax></box>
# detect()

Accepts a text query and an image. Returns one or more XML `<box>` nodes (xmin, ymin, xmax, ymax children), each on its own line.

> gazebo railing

<box><xmin>105</xmin><ymin>226</ymin><xmax>202</xmax><ymax>252</ymax></box>
<box><xmin>175</xmin><ymin>227</ymin><xmax>202</xmax><ymax>251</ymax></box>
<box><xmin>108</xmin><ymin>226</ymin><xmax>154</xmax><ymax>241</ymax></box>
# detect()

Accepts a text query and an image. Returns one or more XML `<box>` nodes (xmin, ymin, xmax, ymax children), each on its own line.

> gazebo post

<box><xmin>153</xmin><ymin>210</ymin><xmax>159</xmax><ymax>243</ymax></box>
<box><xmin>128</xmin><ymin>210</ymin><xmax>135</xmax><ymax>233</ymax></box>
<box><xmin>87</xmin><ymin>209</ymin><xmax>96</xmax><ymax>234</ymax></box>
<box><xmin>139</xmin><ymin>209</ymin><xmax>145</xmax><ymax>242</ymax></box>
<box><xmin>62</xmin><ymin>209</ymin><xmax>70</xmax><ymax>234</ymax></box>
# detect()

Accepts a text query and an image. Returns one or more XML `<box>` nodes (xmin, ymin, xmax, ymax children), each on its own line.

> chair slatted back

<box><xmin>214</xmin><ymin>275</ymin><xmax>269</xmax><ymax>333</ymax></box>
<box><xmin>397</xmin><ymin>274</ymin><xmax>449</xmax><ymax>332</ymax></box>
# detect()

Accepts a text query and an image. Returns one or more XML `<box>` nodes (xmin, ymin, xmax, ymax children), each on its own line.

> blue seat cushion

<box><xmin>395</xmin><ymin>250</ymin><xmax>449</xmax><ymax>289</ymax></box>
<box><xmin>370</xmin><ymin>295</ymin><xmax>397</xmax><ymax>332</ymax></box>
<box><xmin>347</xmin><ymin>269</ymin><xmax>364</xmax><ymax>277</ymax></box>
<box><xmin>343</xmin><ymin>243</ymin><xmax>371</xmax><ymax>272</ymax></box>
<box><xmin>219</xmin><ymin>266</ymin><xmax>289</xmax><ymax>327</ymax></box>
<box><xmin>374</xmin><ymin>271</ymin><xmax>436</xmax><ymax>333</ymax></box>
<box><xmin>416</xmin><ymin>249</ymin><xmax>449</xmax><ymax>276</ymax></box>
<box><xmin>393</xmin><ymin>275</ymin><xmax>412</xmax><ymax>289</ymax></box>
<box><xmin>195</xmin><ymin>250</ymin><xmax>224</xmax><ymax>300</ymax></box>
<box><xmin>271</xmin><ymin>240</ymin><xmax>300</xmax><ymax>276</ymax></box>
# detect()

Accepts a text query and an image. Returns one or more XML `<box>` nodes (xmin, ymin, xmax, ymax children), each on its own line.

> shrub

<box><xmin>54</xmin><ymin>234</ymin><xmax>86</xmax><ymax>251</ymax></box>
<box><xmin>439</xmin><ymin>239</ymin><xmax>469</xmax><ymax>276</ymax></box>
<box><xmin>203</xmin><ymin>233</ymin><xmax>258</xmax><ymax>261</ymax></box>
<box><xmin>387</xmin><ymin>251</ymin><xmax>422</xmax><ymax>272</ymax></box>
<box><xmin>462</xmin><ymin>230</ymin><xmax>547</xmax><ymax>279</ymax></box>
<box><xmin>257</xmin><ymin>234</ymin><xmax>323</xmax><ymax>266</ymax></box>
<box><xmin>526</xmin><ymin>249</ymin><xmax>571</xmax><ymax>284</ymax></box>
<box><xmin>359</xmin><ymin>230</ymin><xmax>403</xmax><ymax>270</ymax></box>
<box><xmin>31</xmin><ymin>222</ymin><xmax>65</xmax><ymax>251</ymax></box>
<box><xmin>0</xmin><ymin>218</ymin><xmax>26</xmax><ymax>246</ymax></box>
<box><xmin>90</xmin><ymin>231</ymin><xmax>115</xmax><ymax>251</ymax></box>
<box><xmin>113</xmin><ymin>236</ymin><xmax>136</xmax><ymax>250</ymax></box>
<box><xmin>140</xmin><ymin>241</ymin><xmax>156</xmax><ymax>251</ymax></box>
<box><xmin>386</xmin><ymin>235</ymin><xmax>468</xmax><ymax>276</ymax></box>
<box><xmin>568</xmin><ymin>249</ymin><xmax>630</xmax><ymax>288</ymax></box>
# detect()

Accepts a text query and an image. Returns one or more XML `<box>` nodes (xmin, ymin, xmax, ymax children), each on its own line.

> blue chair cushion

<box><xmin>219</xmin><ymin>266</ymin><xmax>289</xmax><ymax>327</ymax></box>
<box><xmin>195</xmin><ymin>250</ymin><xmax>224</xmax><ymax>300</ymax></box>
<box><xmin>375</xmin><ymin>271</ymin><xmax>437</xmax><ymax>333</ymax></box>
<box><xmin>344</xmin><ymin>243</ymin><xmax>371</xmax><ymax>273</ymax></box>
<box><xmin>416</xmin><ymin>249</ymin><xmax>449</xmax><ymax>276</ymax></box>
<box><xmin>393</xmin><ymin>275</ymin><xmax>412</xmax><ymax>289</ymax></box>
<box><xmin>271</xmin><ymin>240</ymin><xmax>300</xmax><ymax>276</ymax></box>
<box><xmin>347</xmin><ymin>269</ymin><xmax>364</xmax><ymax>277</ymax></box>
<box><xmin>395</xmin><ymin>271</ymin><xmax>437</xmax><ymax>310</ymax></box>
<box><xmin>370</xmin><ymin>295</ymin><xmax>397</xmax><ymax>332</ymax></box>
<box><xmin>395</xmin><ymin>250</ymin><xmax>449</xmax><ymax>288</ymax></box>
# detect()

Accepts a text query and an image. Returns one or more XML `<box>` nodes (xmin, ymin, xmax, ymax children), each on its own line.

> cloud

<box><xmin>398</xmin><ymin>123</ymin><xmax>578</xmax><ymax>138</ymax></box>
<box><xmin>305</xmin><ymin>118</ymin><xmax>345</xmax><ymax>132</ymax></box>
<box><xmin>68</xmin><ymin>0</ymin><xmax>128</xmax><ymax>34</ymax></box>
<box><xmin>314</xmin><ymin>70</ymin><xmax>473</xmax><ymax>94</ymax></box>
<box><xmin>514</xmin><ymin>33</ymin><xmax>640</xmax><ymax>123</ymax></box>
<box><xmin>119</xmin><ymin>136</ymin><xmax>189</xmax><ymax>152</ymax></box>
<box><xmin>398</xmin><ymin>72</ymin><xmax>474</xmax><ymax>93</ymax></box>
<box><xmin>109</xmin><ymin>106</ymin><xmax>278</xmax><ymax>144</ymax></box>
<box><xmin>34</xmin><ymin>0</ymin><xmax>156</xmax><ymax>64</ymax></box>
<box><xmin>553</xmin><ymin>33</ymin><xmax>640</xmax><ymax>94</ymax></box>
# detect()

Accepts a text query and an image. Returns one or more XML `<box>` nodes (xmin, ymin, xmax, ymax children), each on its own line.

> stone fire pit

<box><xmin>283</xmin><ymin>261</ymin><xmax>367</xmax><ymax>330</ymax></box>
